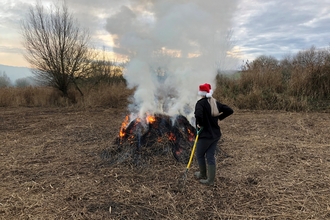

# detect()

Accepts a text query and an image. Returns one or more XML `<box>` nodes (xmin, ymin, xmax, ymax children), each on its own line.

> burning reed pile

<box><xmin>101</xmin><ymin>113</ymin><xmax>197</xmax><ymax>165</ymax></box>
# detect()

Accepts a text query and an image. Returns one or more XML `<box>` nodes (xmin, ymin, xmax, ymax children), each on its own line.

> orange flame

<box><xmin>146</xmin><ymin>115</ymin><xmax>156</xmax><ymax>124</ymax></box>
<box><xmin>119</xmin><ymin>115</ymin><xmax>129</xmax><ymax>138</ymax></box>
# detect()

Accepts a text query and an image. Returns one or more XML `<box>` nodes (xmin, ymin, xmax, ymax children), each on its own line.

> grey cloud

<box><xmin>234</xmin><ymin>0</ymin><xmax>330</xmax><ymax>60</ymax></box>
<box><xmin>0</xmin><ymin>1</ymin><xmax>32</xmax><ymax>28</ymax></box>
<box><xmin>2</xmin><ymin>0</ymin><xmax>330</xmax><ymax>64</ymax></box>
<box><xmin>0</xmin><ymin>46</ymin><xmax>24</xmax><ymax>54</ymax></box>
<box><xmin>1</xmin><ymin>0</ymin><xmax>119</xmax><ymax>49</ymax></box>
<box><xmin>67</xmin><ymin>0</ymin><xmax>128</xmax><ymax>9</ymax></box>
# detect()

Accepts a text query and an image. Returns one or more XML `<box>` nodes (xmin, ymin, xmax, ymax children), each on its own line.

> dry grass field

<box><xmin>1</xmin><ymin>107</ymin><xmax>329</xmax><ymax>219</ymax></box>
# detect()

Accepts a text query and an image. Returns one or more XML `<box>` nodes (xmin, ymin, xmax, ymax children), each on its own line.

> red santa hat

<box><xmin>198</xmin><ymin>83</ymin><xmax>213</xmax><ymax>98</ymax></box>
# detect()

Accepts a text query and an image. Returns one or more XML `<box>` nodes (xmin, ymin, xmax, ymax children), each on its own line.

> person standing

<box><xmin>194</xmin><ymin>83</ymin><xmax>233</xmax><ymax>185</ymax></box>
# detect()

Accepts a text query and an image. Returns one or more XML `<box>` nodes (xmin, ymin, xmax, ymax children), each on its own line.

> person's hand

<box><xmin>196</xmin><ymin>126</ymin><xmax>203</xmax><ymax>135</ymax></box>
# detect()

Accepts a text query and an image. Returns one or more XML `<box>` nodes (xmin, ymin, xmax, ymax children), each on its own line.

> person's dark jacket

<box><xmin>194</xmin><ymin>97</ymin><xmax>233</xmax><ymax>139</ymax></box>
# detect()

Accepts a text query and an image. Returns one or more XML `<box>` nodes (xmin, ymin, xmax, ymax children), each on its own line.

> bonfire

<box><xmin>101</xmin><ymin>113</ymin><xmax>197</xmax><ymax>165</ymax></box>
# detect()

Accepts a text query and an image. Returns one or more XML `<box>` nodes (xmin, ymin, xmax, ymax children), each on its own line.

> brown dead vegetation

<box><xmin>1</xmin><ymin>107</ymin><xmax>329</xmax><ymax>219</ymax></box>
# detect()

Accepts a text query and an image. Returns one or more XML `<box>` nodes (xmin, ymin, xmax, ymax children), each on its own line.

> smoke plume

<box><xmin>106</xmin><ymin>0</ymin><xmax>238</xmax><ymax>121</ymax></box>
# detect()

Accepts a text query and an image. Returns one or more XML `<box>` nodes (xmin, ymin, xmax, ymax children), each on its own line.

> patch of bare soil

<box><xmin>1</xmin><ymin>107</ymin><xmax>329</xmax><ymax>219</ymax></box>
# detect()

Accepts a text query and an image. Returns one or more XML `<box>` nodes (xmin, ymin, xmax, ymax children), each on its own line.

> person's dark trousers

<box><xmin>196</xmin><ymin>137</ymin><xmax>220</xmax><ymax>166</ymax></box>
<box><xmin>196</xmin><ymin>137</ymin><xmax>219</xmax><ymax>185</ymax></box>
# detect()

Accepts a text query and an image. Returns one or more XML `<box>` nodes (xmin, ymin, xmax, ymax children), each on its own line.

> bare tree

<box><xmin>21</xmin><ymin>1</ymin><xmax>94</xmax><ymax>97</ymax></box>
<box><xmin>15</xmin><ymin>77</ymin><xmax>35</xmax><ymax>88</ymax></box>
<box><xmin>0</xmin><ymin>72</ymin><xmax>12</xmax><ymax>88</ymax></box>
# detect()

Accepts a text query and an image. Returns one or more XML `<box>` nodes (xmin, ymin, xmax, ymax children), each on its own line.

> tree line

<box><xmin>215</xmin><ymin>46</ymin><xmax>330</xmax><ymax>111</ymax></box>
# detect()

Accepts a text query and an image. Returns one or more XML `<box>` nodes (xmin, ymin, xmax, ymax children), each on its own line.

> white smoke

<box><xmin>106</xmin><ymin>0</ymin><xmax>239</xmax><ymax>121</ymax></box>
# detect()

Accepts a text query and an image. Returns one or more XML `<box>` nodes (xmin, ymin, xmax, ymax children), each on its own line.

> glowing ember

<box><xmin>187</xmin><ymin>128</ymin><xmax>195</xmax><ymax>142</ymax></box>
<box><xmin>175</xmin><ymin>148</ymin><xmax>183</xmax><ymax>156</ymax></box>
<box><xmin>168</xmin><ymin>132</ymin><xmax>176</xmax><ymax>141</ymax></box>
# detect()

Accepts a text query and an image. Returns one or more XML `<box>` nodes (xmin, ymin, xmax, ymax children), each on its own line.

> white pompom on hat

<box><xmin>198</xmin><ymin>83</ymin><xmax>213</xmax><ymax>98</ymax></box>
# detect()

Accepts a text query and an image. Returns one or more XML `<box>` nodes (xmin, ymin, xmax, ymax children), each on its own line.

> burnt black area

<box><xmin>102</xmin><ymin>114</ymin><xmax>196</xmax><ymax>165</ymax></box>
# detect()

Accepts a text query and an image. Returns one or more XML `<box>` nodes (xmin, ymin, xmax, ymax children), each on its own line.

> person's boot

<box><xmin>194</xmin><ymin>165</ymin><xmax>207</xmax><ymax>179</ymax></box>
<box><xmin>200</xmin><ymin>165</ymin><xmax>215</xmax><ymax>186</ymax></box>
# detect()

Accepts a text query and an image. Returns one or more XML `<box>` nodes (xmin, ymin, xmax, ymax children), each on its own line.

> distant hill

<box><xmin>0</xmin><ymin>64</ymin><xmax>34</xmax><ymax>84</ymax></box>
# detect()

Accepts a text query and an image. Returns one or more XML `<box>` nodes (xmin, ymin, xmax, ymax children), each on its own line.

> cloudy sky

<box><xmin>1</xmin><ymin>0</ymin><xmax>330</xmax><ymax>69</ymax></box>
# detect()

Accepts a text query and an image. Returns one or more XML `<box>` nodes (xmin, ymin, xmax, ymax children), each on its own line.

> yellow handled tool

<box><xmin>180</xmin><ymin>127</ymin><xmax>203</xmax><ymax>188</ymax></box>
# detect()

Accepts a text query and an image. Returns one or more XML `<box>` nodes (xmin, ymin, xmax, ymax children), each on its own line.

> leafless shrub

<box><xmin>0</xmin><ymin>83</ymin><xmax>133</xmax><ymax>108</ymax></box>
<box><xmin>290</xmin><ymin>46</ymin><xmax>330</xmax><ymax>100</ymax></box>
<box><xmin>15</xmin><ymin>77</ymin><xmax>36</xmax><ymax>88</ymax></box>
<box><xmin>82</xmin><ymin>82</ymin><xmax>133</xmax><ymax>108</ymax></box>
<box><xmin>0</xmin><ymin>88</ymin><xmax>14</xmax><ymax>107</ymax></box>
<box><xmin>21</xmin><ymin>1</ymin><xmax>96</xmax><ymax>99</ymax></box>
<box><xmin>216</xmin><ymin>46</ymin><xmax>330</xmax><ymax>111</ymax></box>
